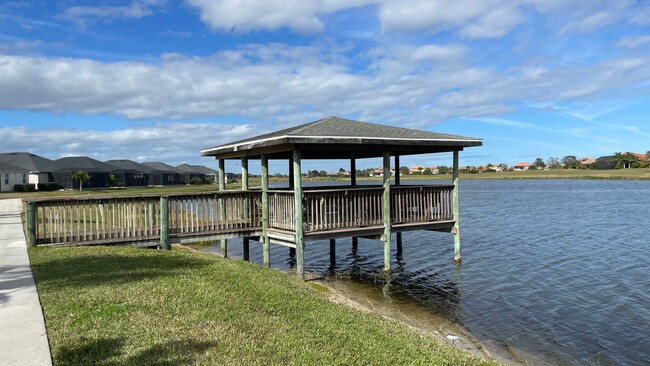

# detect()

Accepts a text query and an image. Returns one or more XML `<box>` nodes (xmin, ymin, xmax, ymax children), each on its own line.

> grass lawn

<box><xmin>29</xmin><ymin>246</ymin><xmax>495</xmax><ymax>366</ymax></box>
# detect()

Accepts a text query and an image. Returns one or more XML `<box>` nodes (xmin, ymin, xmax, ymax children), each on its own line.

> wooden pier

<box><xmin>24</xmin><ymin>117</ymin><xmax>482</xmax><ymax>279</ymax></box>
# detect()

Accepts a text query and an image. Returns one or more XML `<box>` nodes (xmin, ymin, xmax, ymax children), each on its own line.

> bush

<box><xmin>14</xmin><ymin>184</ymin><xmax>36</xmax><ymax>192</ymax></box>
<box><xmin>37</xmin><ymin>182</ymin><xmax>63</xmax><ymax>191</ymax></box>
<box><xmin>190</xmin><ymin>177</ymin><xmax>204</xmax><ymax>185</ymax></box>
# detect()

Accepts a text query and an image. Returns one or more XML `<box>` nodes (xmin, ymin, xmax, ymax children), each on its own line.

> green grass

<box><xmin>29</xmin><ymin>246</ymin><xmax>494</xmax><ymax>366</ymax></box>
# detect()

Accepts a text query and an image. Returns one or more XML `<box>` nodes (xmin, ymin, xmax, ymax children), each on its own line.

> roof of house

<box><xmin>200</xmin><ymin>116</ymin><xmax>482</xmax><ymax>160</ymax></box>
<box><xmin>176</xmin><ymin>164</ymin><xmax>217</xmax><ymax>175</ymax></box>
<box><xmin>105</xmin><ymin>159</ymin><xmax>151</xmax><ymax>173</ymax></box>
<box><xmin>141</xmin><ymin>162</ymin><xmax>181</xmax><ymax>174</ymax></box>
<box><xmin>54</xmin><ymin>156</ymin><xmax>119</xmax><ymax>173</ymax></box>
<box><xmin>514</xmin><ymin>162</ymin><xmax>533</xmax><ymax>167</ymax></box>
<box><xmin>0</xmin><ymin>152</ymin><xmax>56</xmax><ymax>172</ymax></box>
<box><xmin>0</xmin><ymin>161</ymin><xmax>27</xmax><ymax>172</ymax></box>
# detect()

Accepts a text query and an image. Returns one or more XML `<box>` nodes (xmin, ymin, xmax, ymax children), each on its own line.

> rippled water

<box><xmin>194</xmin><ymin>179</ymin><xmax>650</xmax><ymax>365</ymax></box>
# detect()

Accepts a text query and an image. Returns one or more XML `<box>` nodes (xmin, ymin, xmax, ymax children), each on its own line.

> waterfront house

<box><xmin>176</xmin><ymin>164</ymin><xmax>212</xmax><ymax>184</ymax></box>
<box><xmin>513</xmin><ymin>162</ymin><xmax>532</xmax><ymax>171</ymax></box>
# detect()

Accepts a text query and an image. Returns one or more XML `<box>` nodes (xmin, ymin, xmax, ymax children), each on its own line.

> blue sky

<box><xmin>1</xmin><ymin>0</ymin><xmax>649</xmax><ymax>173</ymax></box>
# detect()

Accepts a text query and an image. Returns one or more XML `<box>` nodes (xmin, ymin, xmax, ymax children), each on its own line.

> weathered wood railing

<box><xmin>28</xmin><ymin>196</ymin><xmax>162</xmax><ymax>245</ymax></box>
<box><xmin>303</xmin><ymin>187</ymin><xmax>385</xmax><ymax>232</ymax></box>
<box><xmin>25</xmin><ymin>191</ymin><xmax>264</xmax><ymax>246</ymax></box>
<box><xmin>268</xmin><ymin>190</ymin><xmax>295</xmax><ymax>231</ymax></box>
<box><xmin>391</xmin><ymin>185</ymin><xmax>454</xmax><ymax>225</ymax></box>
<box><xmin>169</xmin><ymin>191</ymin><xmax>262</xmax><ymax>236</ymax></box>
<box><xmin>23</xmin><ymin>185</ymin><xmax>454</xmax><ymax>246</ymax></box>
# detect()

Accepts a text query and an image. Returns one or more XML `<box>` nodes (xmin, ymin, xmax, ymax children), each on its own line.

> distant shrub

<box><xmin>38</xmin><ymin>182</ymin><xmax>63</xmax><ymax>191</ymax></box>
<box><xmin>190</xmin><ymin>177</ymin><xmax>204</xmax><ymax>185</ymax></box>
<box><xmin>14</xmin><ymin>184</ymin><xmax>36</xmax><ymax>192</ymax></box>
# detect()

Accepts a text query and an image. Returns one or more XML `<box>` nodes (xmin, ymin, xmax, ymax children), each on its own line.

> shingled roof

<box><xmin>106</xmin><ymin>159</ymin><xmax>151</xmax><ymax>173</ymax></box>
<box><xmin>0</xmin><ymin>152</ymin><xmax>56</xmax><ymax>172</ymax></box>
<box><xmin>54</xmin><ymin>156</ymin><xmax>119</xmax><ymax>173</ymax></box>
<box><xmin>0</xmin><ymin>161</ymin><xmax>27</xmax><ymax>172</ymax></box>
<box><xmin>141</xmin><ymin>162</ymin><xmax>181</xmax><ymax>174</ymax></box>
<box><xmin>176</xmin><ymin>164</ymin><xmax>217</xmax><ymax>174</ymax></box>
<box><xmin>201</xmin><ymin>116</ymin><xmax>482</xmax><ymax>160</ymax></box>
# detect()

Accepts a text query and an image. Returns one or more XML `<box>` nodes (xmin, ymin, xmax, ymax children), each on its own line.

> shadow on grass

<box><xmin>30</xmin><ymin>251</ymin><xmax>213</xmax><ymax>290</ymax></box>
<box><xmin>56</xmin><ymin>337</ymin><xmax>219</xmax><ymax>366</ymax></box>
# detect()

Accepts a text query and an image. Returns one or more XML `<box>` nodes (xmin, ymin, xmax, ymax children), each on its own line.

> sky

<box><xmin>1</xmin><ymin>0</ymin><xmax>649</xmax><ymax>173</ymax></box>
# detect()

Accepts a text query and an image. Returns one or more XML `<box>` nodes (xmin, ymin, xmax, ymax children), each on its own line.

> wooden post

<box><xmin>241</xmin><ymin>157</ymin><xmax>249</xmax><ymax>190</ymax></box>
<box><xmin>293</xmin><ymin>149</ymin><xmax>305</xmax><ymax>280</ymax></box>
<box><xmin>243</xmin><ymin>238</ymin><xmax>250</xmax><ymax>261</ymax></box>
<box><xmin>241</xmin><ymin>157</ymin><xmax>249</xmax><ymax>260</ymax></box>
<box><xmin>350</xmin><ymin>158</ymin><xmax>356</xmax><ymax>187</ymax></box>
<box><xmin>160</xmin><ymin>196</ymin><xmax>170</xmax><ymax>250</ymax></box>
<box><xmin>382</xmin><ymin>149</ymin><xmax>392</xmax><ymax>273</ymax></box>
<box><xmin>394</xmin><ymin>155</ymin><xmax>402</xmax><ymax>255</ymax></box>
<box><xmin>26</xmin><ymin>202</ymin><xmax>36</xmax><ymax>247</ymax></box>
<box><xmin>352</xmin><ymin>237</ymin><xmax>358</xmax><ymax>253</ymax></box>
<box><xmin>329</xmin><ymin>238</ymin><xmax>336</xmax><ymax>267</ymax></box>
<box><xmin>218</xmin><ymin>158</ymin><xmax>227</xmax><ymax>257</ymax></box>
<box><xmin>261</xmin><ymin>155</ymin><xmax>270</xmax><ymax>267</ymax></box>
<box><xmin>453</xmin><ymin>150</ymin><xmax>461</xmax><ymax>262</ymax></box>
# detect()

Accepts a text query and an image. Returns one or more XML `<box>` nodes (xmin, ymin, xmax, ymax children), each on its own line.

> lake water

<box><xmin>193</xmin><ymin>179</ymin><xmax>650</xmax><ymax>365</ymax></box>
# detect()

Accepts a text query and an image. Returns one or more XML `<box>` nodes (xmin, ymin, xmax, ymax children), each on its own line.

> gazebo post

<box><xmin>292</xmin><ymin>149</ymin><xmax>305</xmax><ymax>280</ymax></box>
<box><xmin>453</xmin><ymin>150</ymin><xmax>461</xmax><ymax>262</ymax></box>
<box><xmin>261</xmin><ymin>155</ymin><xmax>270</xmax><ymax>267</ymax></box>
<box><xmin>395</xmin><ymin>155</ymin><xmax>402</xmax><ymax>256</ymax></box>
<box><xmin>218</xmin><ymin>159</ymin><xmax>227</xmax><ymax>257</ymax></box>
<box><xmin>350</xmin><ymin>158</ymin><xmax>356</xmax><ymax>187</ymax></box>
<box><xmin>382</xmin><ymin>149</ymin><xmax>392</xmax><ymax>273</ymax></box>
<box><xmin>241</xmin><ymin>157</ymin><xmax>250</xmax><ymax>261</ymax></box>
<box><xmin>288</xmin><ymin>155</ymin><xmax>294</xmax><ymax>190</ymax></box>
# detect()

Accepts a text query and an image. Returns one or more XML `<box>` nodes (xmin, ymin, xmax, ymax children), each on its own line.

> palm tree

<box><xmin>72</xmin><ymin>170</ymin><xmax>90</xmax><ymax>191</ymax></box>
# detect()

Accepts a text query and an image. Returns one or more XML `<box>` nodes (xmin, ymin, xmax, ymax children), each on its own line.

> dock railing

<box><xmin>23</xmin><ymin>185</ymin><xmax>454</xmax><ymax>246</ymax></box>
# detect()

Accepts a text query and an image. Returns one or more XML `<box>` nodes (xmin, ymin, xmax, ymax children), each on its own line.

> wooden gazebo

<box><xmin>201</xmin><ymin>116</ymin><xmax>482</xmax><ymax>279</ymax></box>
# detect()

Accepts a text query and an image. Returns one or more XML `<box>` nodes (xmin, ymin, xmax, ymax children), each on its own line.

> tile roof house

<box><xmin>513</xmin><ymin>162</ymin><xmax>533</xmax><ymax>171</ymax></box>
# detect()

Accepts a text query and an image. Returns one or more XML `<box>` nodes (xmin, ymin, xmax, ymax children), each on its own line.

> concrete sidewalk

<box><xmin>0</xmin><ymin>198</ymin><xmax>52</xmax><ymax>366</ymax></box>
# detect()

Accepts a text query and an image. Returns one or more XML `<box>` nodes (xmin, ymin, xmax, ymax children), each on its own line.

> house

<box><xmin>0</xmin><ymin>152</ymin><xmax>56</xmax><ymax>188</ymax></box>
<box><xmin>0</xmin><ymin>161</ymin><xmax>28</xmax><ymax>192</ymax></box>
<box><xmin>513</xmin><ymin>162</ymin><xmax>533</xmax><ymax>171</ymax></box>
<box><xmin>53</xmin><ymin>156</ymin><xmax>118</xmax><ymax>189</ymax></box>
<box><xmin>105</xmin><ymin>159</ymin><xmax>150</xmax><ymax>187</ymax></box>
<box><xmin>429</xmin><ymin>166</ymin><xmax>439</xmax><ymax>174</ymax></box>
<box><xmin>182</xmin><ymin>164</ymin><xmax>219</xmax><ymax>182</ymax></box>
<box><xmin>176</xmin><ymin>164</ymin><xmax>210</xmax><ymax>184</ymax></box>
<box><xmin>410</xmin><ymin>165</ymin><xmax>425</xmax><ymax>174</ymax></box>
<box><xmin>371</xmin><ymin>167</ymin><xmax>396</xmax><ymax>176</ymax></box>
<box><xmin>579</xmin><ymin>157</ymin><xmax>596</xmax><ymax>168</ymax></box>
<box><xmin>141</xmin><ymin>162</ymin><xmax>182</xmax><ymax>186</ymax></box>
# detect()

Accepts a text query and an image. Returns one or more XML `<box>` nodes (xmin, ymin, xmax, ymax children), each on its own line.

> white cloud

<box><xmin>617</xmin><ymin>35</ymin><xmax>650</xmax><ymax>48</ymax></box>
<box><xmin>0</xmin><ymin>122</ymin><xmax>254</xmax><ymax>166</ymax></box>
<box><xmin>58</xmin><ymin>0</ymin><xmax>166</xmax><ymax>25</ymax></box>
<box><xmin>185</xmin><ymin>0</ymin><xmax>374</xmax><ymax>33</ymax></box>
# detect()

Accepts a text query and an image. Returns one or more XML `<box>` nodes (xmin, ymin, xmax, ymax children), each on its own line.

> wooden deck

<box><xmin>24</xmin><ymin>185</ymin><xmax>454</xmax><ymax>247</ymax></box>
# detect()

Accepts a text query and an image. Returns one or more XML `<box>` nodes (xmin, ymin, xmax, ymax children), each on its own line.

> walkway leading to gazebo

<box><xmin>24</xmin><ymin>117</ymin><xmax>482</xmax><ymax>279</ymax></box>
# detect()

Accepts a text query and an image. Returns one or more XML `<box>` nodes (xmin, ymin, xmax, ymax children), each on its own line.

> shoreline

<box><xmin>311</xmin><ymin>275</ymin><xmax>528</xmax><ymax>366</ymax></box>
